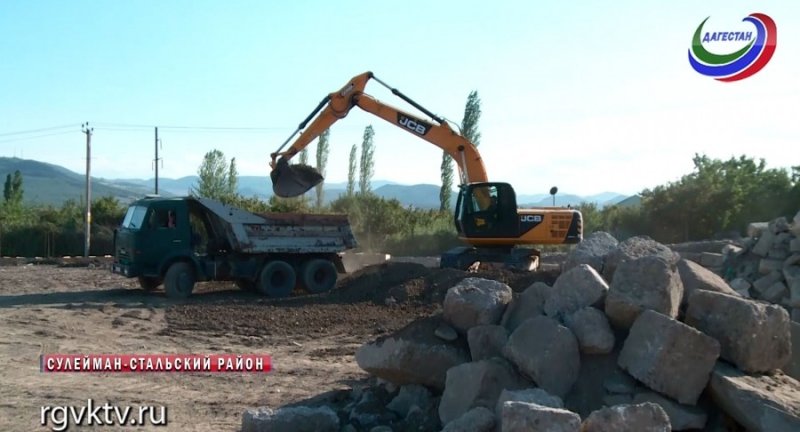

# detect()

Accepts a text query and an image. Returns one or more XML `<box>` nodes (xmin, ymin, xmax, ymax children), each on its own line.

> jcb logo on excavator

<box><xmin>397</xmin><ymin>114</ymin><xmax>431</xmax><ymax>136</ymax></box>
<box><xmin>520</xmin><ymin>215</ymin><xmax>543</xmax><ymax>223</ymax></box>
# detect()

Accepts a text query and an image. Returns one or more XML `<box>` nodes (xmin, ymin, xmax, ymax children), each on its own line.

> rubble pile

<box><xmin>243</xmin><ymin>232</ymin><xmax>800</xmax><ymax>432</ymax></box>
<box><xmin>721</xmin><ymin>211</ymin><xmax>800</xmax><ymax>321</ymax></box>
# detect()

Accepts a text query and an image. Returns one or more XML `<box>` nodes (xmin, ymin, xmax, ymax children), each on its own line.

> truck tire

<box><xmin>301</xmin><ymin>259</ymin><xmax>338</xmax><ymax>294</ymax></box>
<box><xmin>164</xmin><ymin>262</ymin><xmax>195</xmax><ymax>299</ymax></box>
<box><xmin>258</xmin><ymin>260</ymin><xmax>296</xmax><ymax>298</ymax></box>
<box><xmin>137</xmin><ymin>276</ymin><xmax>161</xmax><ymax>291</ymax></box>
<box><xmin>236</xmin><ymin>279</ymin><xmax>256</xmax><ymax>292</ymax></box>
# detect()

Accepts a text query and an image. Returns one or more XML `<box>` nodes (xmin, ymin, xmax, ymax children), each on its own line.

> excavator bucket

<box><xmin>270</xmin><ymin>157</ymin><xmax>324</xmax><ymax>198</ymax></box>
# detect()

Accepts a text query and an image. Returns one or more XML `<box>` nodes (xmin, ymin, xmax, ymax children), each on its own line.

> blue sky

<box><xmin>0</xmin><ymin>1</ymin><xmax>797</xmax><ymax>196</ymax></box>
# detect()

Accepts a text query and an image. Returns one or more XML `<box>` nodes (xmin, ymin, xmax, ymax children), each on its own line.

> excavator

<box><xmin>269</xmin><ymin>72</ymin><xmax>582</xmax><ymax>270</ymax></box>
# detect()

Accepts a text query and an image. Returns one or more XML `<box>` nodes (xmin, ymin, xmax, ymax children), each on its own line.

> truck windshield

<box><xmin>121</xmin><ymin>205</ymin><xmax>148</xmax><ymax>230</ymax></box>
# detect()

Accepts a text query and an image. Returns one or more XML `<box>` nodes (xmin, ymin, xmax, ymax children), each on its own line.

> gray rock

<box><xmin>633</xmin><ymin>392</ymin><xmax>707</xmax><ymax>431</ymax></box>
<box><xmin>435</xmin><ymin>324</ymin><xmax>458</xmax><ymax>342</ymax></box>
<box><xmin>618</xmin><ymin>310</ymin><xmax>720</xmax><ymax>405</ymax></box>
<box><xmin>603</xmin><ymin>235</ymin><xmax>679</xmax><ymax>282</ymax></box>
<box><xmin>791</xmin><ymin>280</ymin><xmax>800</xmax><ymax>309</ymax></box>
<box><xmin>563</xmin><ymin>231</ymin><xmax>619</xmax><ymax>274</ymax></box>
<box><xmin>563</xmin><ymin>307</ymin><xmax>615</xmax><ymax>354</ymax></box>
<box><xmin>495</xmin><ymin>387</ymin><xmax>564</xmax><ymax>420</ymax></box>
<box><xmin>753</xmin><ymin>271</ymin><xmax>785</xmax><ymax>294</ymax></box>
<box><xmin>790</xmin><ymin>238</ymin><xmax>800</xmax><ymax>253</ymax></box>
<box><xmin>747</xmin><ymin>222</ymin><xmax>769</xmax><ymax>238</ymax></box>
<box><xmin>581</xmin><ymin>402</ymin><xmax>671</xmax><ymax>432</ymax></box>
<box><xmin>788</xmin><ymin>322</ymin><xmax>800</xmax><ymax>380</ymax></box>
<box><xmin>340</xmin><ymin>424</ymin><xmax>357</xmax><ymax>432</ymax></box>
<box><xmin>356</xmin><ymin>316</ymin><xmax>470</xmax><ymax>390</ymax></box>
<box><xmin>602</xmin><ymin>393</ymin><xmax>633</xmax><ymax>407</ymax></box>
<box><xmin>500</xmin><ymin>282</ymin><xmax>551</xmax><ymax>332</ymax></box>
<box><xmin>771</xmin><ymin>217</ymin><xmax>791</xmax><ymax>234</ymax></box>
<box><xmin>241</xmin><ymin>406</ymin><xmax>339</xmax><ymax>432</ymax></box>
<box><xmin>700</xmin><ymin>252</ymin><xmax>724</xmax><ymax>268</ymax></box>
<box><xmin>444</xmin><ymin>278</ymin><xmax>513</xmax><ymax>333</ymax></box>
<box><xmin>369</xmin><ymin>427</ymin><xmax>392</xmax><ymax>432</ymax></box>
<box><xmin>403</xmin><ymin>403</ymin><xmax>440</xmax><ymax>432</ymax></box>
<box><xmin>685</xmin><ymin>290</ymin><xmax>791</xmax><ymax>373</ymax></box>
<box><xmin>438</xmin><ymin>357</ymin><xmax>525</xmax><ymax>425</ymax></box>
<box><xmin>603</xmin><ymin>369</ymin><xmax>637</xmax><ymax>394</ymax></box>
<box><xmin>753</xmin><ymin>230</ymin><xmax>777</xmax><ymax>257</ymax></box>
<box><xmin>441</xmin><ymin>406</ymin><xmax>495</xmax><ymax>432</ymax></box>
<box><xmin>785</xmin><ymin>254</ymin><xmax>800</xmax><ymax>284</ymax></box>
<box><xmin>729</xmin><ymin>277</ymin><xmax>752</xmax><ymax>297</ymax></box>
<box><xmin>762</xmin><ymin>281</ymin><xmax>788</xmax><ymax>303</ymax></box>
<box><xmin>605</xmin><ymin>255</ymin><xmax>684</xmax><ymax>328</ymax></box>
<box><xmin>544</xmin><ymin>264</ymin><xmax>609</xmax><ymax>320</ymax></box>
<box><xmin>503</xmin><ymin>315</ymin><xmax>580</xmax><ymax>397</ymax></box>
<box><xmin>467</xmin><ymin>324</ymin><xmax>508</xmax><ymax>361</ymax></box>
<box><xmin>501</xmin><ymin>401</ymin><xmax>581</xmax><ymax>432</ymax></box>
<box><xmin>677</xmin><ymin>258</ymin><xmax>739</xmax><ymax>306</ymax></box>
<box><xmin>760</xmin><ymin>258</ymin><xmax>785</xmax><ymax>275</ymax></box>
<box><xmin>564</xmin><ymin>348</ymin><xmax>623</xmax><ymax>419</ymax></box>
<box><xmin>386</xmin><ymin>384</ymin><xmax>432</xmax><ymax>418</ymax></box>
<box><xmin>709</xmin><ymin>362</ymin><xmax>800</xmax><ymax>432</ymax></box>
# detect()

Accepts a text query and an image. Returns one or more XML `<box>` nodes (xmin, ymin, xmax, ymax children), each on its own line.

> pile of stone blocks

<box><xmin>722</xmin><ymin>212</ymin><xmax>800</xmax><ymax>321</ymax></box>
<box><xmin>242</xmin><ymin>232</ymin><xmax>800</xmax><ymax>432</ymax></box>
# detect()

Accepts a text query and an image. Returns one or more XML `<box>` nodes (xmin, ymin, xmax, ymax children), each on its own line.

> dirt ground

<box><xmin>0</xmin><ymin>261</ymin><xmax>557</xmax><ymax>431</ymax></box>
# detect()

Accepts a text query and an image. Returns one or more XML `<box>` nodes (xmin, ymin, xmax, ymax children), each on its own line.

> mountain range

<box><xmin>0</xmin><ymin>157</ymin><xmax>638</xmax><ymax>209</ymax></box>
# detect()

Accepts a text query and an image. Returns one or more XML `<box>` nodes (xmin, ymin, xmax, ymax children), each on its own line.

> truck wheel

<box><xmin>258</xmin><ymin>260</ymin><xmax>296</xmax><ymax>298</ymax></box>
<box><xmin>301</xmin><ymin>259</ymin><xmax>338</xmax><ymax>294</ymax></box>
<box><xmin>164</xmin><ymin>262</ymin><xmax>195</xmax><ymax>299</ymax></box>
<box><xmin>236</xmin><ymin>279</ymin><xmax>256</xmax><ymax>292</ymax></box>
<box><xmin>137</xmin><ymin>276</ymin><xmax>161</xmax><ymax>291</ymax></box>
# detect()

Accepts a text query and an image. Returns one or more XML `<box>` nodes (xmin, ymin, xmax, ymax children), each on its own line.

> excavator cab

<box><xmin>455</xmin><ymin>182</ymin><xmax>519</xmax><ymax>239</ymax></box>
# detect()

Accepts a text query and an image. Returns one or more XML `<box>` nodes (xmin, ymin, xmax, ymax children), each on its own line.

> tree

<box><xmin>192</xmin><ymin>149</ymin><xmax>239</xmax><ymax>202</ymax></box>
<box><xmin>315</xmin><ymin>129</ymin><xmax>330</xmax><ymax>208</ymax></box>
<box><xmin>298</xmin><ymin>148</ymin><xmax>309</xmax><ymax>166</ymax></box>
<box><xmin>440</xmin><ymin>90</ymin><xmax>480</xmax><ymax>211</ymax></box>
<box><xmin>439</xmin><ymin>152</ymin><xmax>454</xmax><ymax>211</ymax></box>
<box><xmin>359</xmin><ymin>125</ymin><xmax>375</xmax><ymax>194</ymax></box>
<box><xmin>462</xmin><ymin>90</ymin><xmax>482</xmax><ymax>146</ymax></box>
<box><xmin>347</xmin><ymin>144</ymin><xmax>357</xmax><ymax>196</ymax></box>
<box><xmin>3</xmin><ymin>170</ymin><xmax>23</xmax><ymax>205</ymax></box>
<box><xmin>228</xmin><ymin>157</ymin><xmax>239</xmax><ymax>197</ymax></box>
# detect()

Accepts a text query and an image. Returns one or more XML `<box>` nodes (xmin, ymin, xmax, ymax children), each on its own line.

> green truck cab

<box><xmin>113</xmin><ymin>196</ymin><xmax>356</xmax><ymax>298</ymax></box>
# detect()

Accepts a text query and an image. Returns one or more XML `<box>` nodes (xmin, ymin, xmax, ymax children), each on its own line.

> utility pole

<box><xmin>82</xmin><ymin>122</ymin><xmax>93</xmax><ymax>257</ymax></box>
<box><xmin>154</xmin><ymin>127</ymin><xmax>160</xmax><ymax>194</ymax></box>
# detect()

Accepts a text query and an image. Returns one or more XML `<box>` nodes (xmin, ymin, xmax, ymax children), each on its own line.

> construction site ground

<box><xmin>0</xmin><ymin>260</ymin><xmax>559</xmax><ymax>431</ymax></box>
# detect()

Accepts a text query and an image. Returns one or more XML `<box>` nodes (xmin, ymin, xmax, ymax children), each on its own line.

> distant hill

<box><xmin>0</xmin><ymin>157</ymin><xmax>153</xmax><ymax>205</ymax></box>
<box><xmin>0</xmin><ymin>157</ymin><xmax>637</xmax><ymax>209</ymax></box>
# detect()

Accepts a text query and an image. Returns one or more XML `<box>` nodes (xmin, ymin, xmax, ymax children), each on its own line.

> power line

<box><xmin>0</xmin><ymin>130</ymin><xmax>76</xmax><ymax>144</ymax></box>
<box><xmin>93</xmin><ymin>122</ymin><xmax>285</xmax><ymax>131</ymax></box>
<box><xmin>0</xmin><ymin>124</ymin><xmax>76</xmax><ymax>137</ymax></box>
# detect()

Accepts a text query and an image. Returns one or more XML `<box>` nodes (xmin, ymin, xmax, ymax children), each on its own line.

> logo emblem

<box><xmin>688</xmin><ymin>13</ymin><xmax>777</xmax><ymax>82</ymax></box>
<box><xmin>397</xmin><ymin>114</ymin><xmax>431</xmax><ymax>136</ymax></box>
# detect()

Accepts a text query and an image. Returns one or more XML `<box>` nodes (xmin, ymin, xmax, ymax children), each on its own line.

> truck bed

<box><xmin>196</xmin><ymin>198</ymin><xmax>357</xmax><ymax>254</ymax></box>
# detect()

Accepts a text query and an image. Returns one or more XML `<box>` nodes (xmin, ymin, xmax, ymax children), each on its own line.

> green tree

<box><xmin>315</xmin><ymin>129</ymin><xmax>330</xmax><ymax>208</ymax></box>
<box><xmin>3</xmin><ymin>170</ymin><xmax>23</xmax><ymax>205</ymax></box>
<box><xmin>228</xmin><ymin>157</ymin><xmax>239</xmax><ymax>197</ymax></box>
<box><xmin>347</xmin><ymin>143</ymin><xmax>357</xmax><ymax>196</ymax></box>
<box><xmin>192</xmin><ymin>149</ymin><xmax>239</xmax><ymax>203</ymax></box>
<box><xmin>461</xmin><ymin>90</ymin><xmax>482</xmax><ymax>146</ymax></box>
<box><xmin>298</xmin><ymin>148</ymin><xmax>309</xmax><ymax>166</ymax></box>
<box><xmin>359</xmin><ymin>125</ymin><xmax>375</xmax><ymax>194</ymax></box>
<box><xmin>92</xmin><ymin>196</ymin><xmax>124</xmax><ymax>226</ymax></box>
<box><xmin>439</xmin><ymin>152</ymin><xmax>454</xmax><ymax>211</ymax></box>
<box><xmin>576</xmin><ymin>202</ymin><xmax>602</xmax><ymax>234</ymax></box>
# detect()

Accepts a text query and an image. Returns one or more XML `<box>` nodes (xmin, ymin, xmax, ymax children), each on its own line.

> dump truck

<box><xmin>112</xmin><ymin>196</ymin><xmax>357</xmax><ymax>298</ymax></box>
